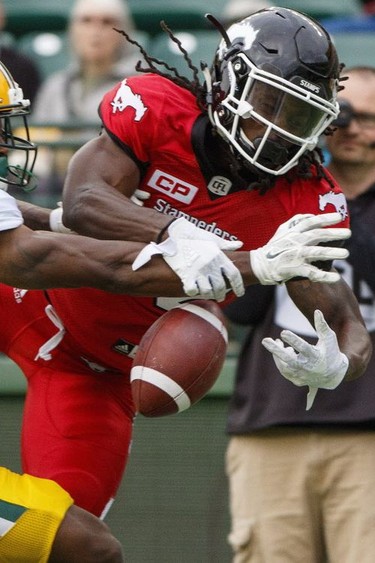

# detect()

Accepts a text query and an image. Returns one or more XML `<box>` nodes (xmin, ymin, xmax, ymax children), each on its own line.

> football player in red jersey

<box><xmin>5</xmin><ymin>7</ymin><xmax>371</xmax><ymax>523</ymax></box>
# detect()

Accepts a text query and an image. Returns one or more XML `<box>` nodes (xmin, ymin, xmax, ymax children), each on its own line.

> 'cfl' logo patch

<box><xmin>207</xmin><ymin>176</ymin><xmax>232</xmax><ymax>196</ymax></box>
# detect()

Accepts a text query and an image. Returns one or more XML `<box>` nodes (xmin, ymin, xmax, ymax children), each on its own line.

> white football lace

<box><xmin>34</xmin><ymin>304</ymin><xmax>66</xmax><ymax>361</ymax></box>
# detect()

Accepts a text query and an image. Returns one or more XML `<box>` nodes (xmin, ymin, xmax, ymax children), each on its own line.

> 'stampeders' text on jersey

<box><xmin>46</xmin><ymin>74</ymin><xmax>349</xmax><ymax>375</ymax></box>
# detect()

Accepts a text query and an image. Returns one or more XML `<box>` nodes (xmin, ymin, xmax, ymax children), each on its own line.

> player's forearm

<box><xmin>1</xmin><ymin>228</ymin><xmax>185</xmax><ymax>294</ymax></box>
<box><xmin>17</xmin><ymin>200</ymin><xmax>51</xmax><ymax>231</ymax></box>
<box><xmin>328</xmin><ymin>285</ymin><xmax>372</xmax><ymax>381</ymax></box>
<box><xmin>336</xmin><ymin>317</ymin><xmax>372</xmax><ymax>382</ymax></box>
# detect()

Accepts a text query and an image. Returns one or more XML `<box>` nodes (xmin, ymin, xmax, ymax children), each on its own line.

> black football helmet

<box><xmin>0</xmin><ymin>61</ymin><xmax>37</xmax><ymax>190</ymax></box>
<box><xmin>205</xmin><ymin>7</ymin><xmax>340</xmax><ymax>175</ymax></box>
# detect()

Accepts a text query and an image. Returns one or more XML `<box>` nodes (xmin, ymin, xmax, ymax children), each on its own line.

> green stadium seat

<box><xmin>331</xmin><ymin>32</ymin><xmax>375</xmax><ymax>68</ymax></box>
<box><xmin>149</xmin><ymin>31</ymin><xmax>220</xmax><ymax>77</ymax></box>
<box><xmin>17</xmin><ymin>31</ymin><xmax>70</xmax><ymax>78</ymax></box>
<box><xmin>3</xmin><ymin>0</ymin><xmax>226</xmax><ymax>37</ymax></box>
<box><xmin>3</xmin><ymin>0</ymin><xmax>75</xmax><ymax>36</ymax></box>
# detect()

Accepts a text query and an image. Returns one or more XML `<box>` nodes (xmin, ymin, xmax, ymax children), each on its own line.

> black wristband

<box><xmin>156</xmin><ymin>219</ymin><xmax>176</xmax><ymax>243</ymax></box>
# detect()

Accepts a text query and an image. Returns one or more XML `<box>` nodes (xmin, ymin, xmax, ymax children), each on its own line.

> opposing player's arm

<box><xmin>286</xmin><ymin>277</ymin><xmax>371</xmax><ymax>382</ymax></box>
<box><xmin>0</xmin><ymin>225</ymin><xmax>185</xmax><ymax>294</ymax></box>
<box><xmin>17</xmin><ymin>200</ymin><xmax>51</xmax><ymax>231</ymax></box>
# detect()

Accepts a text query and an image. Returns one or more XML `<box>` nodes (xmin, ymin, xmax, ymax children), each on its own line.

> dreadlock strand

<box><xmin>113</xmin><ymin>27</ymin><xmax>152</xmax><ymax>67</ymax></box>
<box><xmin>115</xmin><ymin>23</ymin><xmax>207</xmax><ymax>107</ymax></box>
<box><xmin>159</xmin><ymin>21</ymin><xmax>201</xmax><ymax>85</ymax></box>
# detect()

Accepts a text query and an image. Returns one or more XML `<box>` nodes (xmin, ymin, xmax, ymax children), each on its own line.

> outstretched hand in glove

<box><xmin>250</xmin><ymin>212</ymin><xmax>350</xmax><ymax>284</ymax></box>
<box><xmin>262</xmin><ymin>309</ymin><xmax>349</xmax><ymax>410</ymax></box>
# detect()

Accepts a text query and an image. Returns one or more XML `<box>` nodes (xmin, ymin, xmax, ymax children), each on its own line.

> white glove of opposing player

<box><xmin>262</xmin><ymin>309</ymin><xmax>349</xmax><ymax>410</ymax></box>
<box><xmin>250</xmin><ymin>212</ymin><xmax>351</xmax><ymax>284</ymax></box>
<box><xmin>132</xmin><ymin>216</ymin><xmax>244</xmax><ymax>302</ymax></box>
<box><xmin>130</xmin><ymin>189</ymin><xmax>150</xmax><ymax>206</ymax></box>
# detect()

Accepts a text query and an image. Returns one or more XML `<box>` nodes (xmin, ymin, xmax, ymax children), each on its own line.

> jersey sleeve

<box><xmin>0</xmin><ymin>190</ymin><xmax>23</xmax><ymax>231</ymax></box>
<box><xmin>99</xmin><ymin>75</ymin><xmax>159</xmax><ymax>164</ymax></box>
<box><xmin>281</xmin><ymin>170</ymin><xmax>350</xmax><ymax>229</ymax></box>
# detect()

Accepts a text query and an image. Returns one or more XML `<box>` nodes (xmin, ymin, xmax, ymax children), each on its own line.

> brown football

<box><xmin>131</xmin><ymin>300</ymin><xmax>228</xmax><ymax>417</ymax></box>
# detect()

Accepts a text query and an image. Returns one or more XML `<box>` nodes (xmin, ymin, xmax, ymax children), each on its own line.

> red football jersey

<box><xmin>47</xmin><ymin>74</ymin><xmax>349</xmax><ymax>374</ymax></box>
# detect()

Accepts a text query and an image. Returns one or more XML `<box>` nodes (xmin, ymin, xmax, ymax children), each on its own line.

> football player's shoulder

<box><xmin>269</xmin><ymin>168</ymin><xmax>348</xmax><ymax>218</ymax></box>
<box><xmin>121</xmin><ymin>73</ymin><xmax>194</xmax><ymax>103</ymax></box>
<box><xmin>287</xmin><ymin>168</ymin><xmax>341</xmax><ymax>198</ymax></box>
<box><xmin>102</xmin><ymin>73</ymin><xmax>197</xmax><ymax>121</ymax></box>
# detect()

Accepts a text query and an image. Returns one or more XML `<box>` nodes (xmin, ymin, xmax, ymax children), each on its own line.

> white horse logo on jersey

<box><xmin>110</xmin><ymin>79</ymin><xmax>148</xmax><ymax>121</ymax></box>
<box><xmin>319</xmin><ymin>191</ymin><xmax>348</xmax><ymax>219</ymax></box>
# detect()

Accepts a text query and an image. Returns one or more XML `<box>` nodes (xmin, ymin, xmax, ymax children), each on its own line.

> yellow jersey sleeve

<box><xmin>0</xmin><ymin>468</ymin><xmax>73</xmax><ymax>563</ymax></box>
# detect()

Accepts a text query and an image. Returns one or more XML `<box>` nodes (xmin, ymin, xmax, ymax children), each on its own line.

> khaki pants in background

<box><xmin>226</xmin><ymin>428</ymin><xmax>375</xmax><ymax>563</ymax></box>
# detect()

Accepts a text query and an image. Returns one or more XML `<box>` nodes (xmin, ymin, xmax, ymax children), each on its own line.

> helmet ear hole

<box><xmin>217</xmin><ymin>104</ymin><xmax>233</xmax><ymax>126</ymax></box>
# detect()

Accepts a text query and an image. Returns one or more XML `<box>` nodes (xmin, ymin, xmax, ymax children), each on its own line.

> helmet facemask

<box><xmin>206</xmin><ymin>8</ymin><xmax>340</xmax><ymax>176</ymax></box>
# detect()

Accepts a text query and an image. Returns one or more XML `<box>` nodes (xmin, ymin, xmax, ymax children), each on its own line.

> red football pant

<box><xmin>0</xmin><ymin>284</ymin><xmax>134</xmax><ymax>517</ymax></box>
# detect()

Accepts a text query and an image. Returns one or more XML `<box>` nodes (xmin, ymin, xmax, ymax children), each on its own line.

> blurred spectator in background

<box><xmin>0</xmin><ymin>0</ymin><xmax>41</xmax><ymax>103</ymax></box>
<box><xmin>221</xmin><ymin>0</ymin><xmax>272</xmax><ymax>24</ymax></box>
<box><xmin>29</xmin><ymin>0</ymin><xmax>139</xmax><ymax>205</ymax></box>
<box><xmin>32</xmin><ymin>0</ymin><xmax>138</xmax><ymax>124</ymax></box>
<box><xmin>224</xmin><ymin>66</ymin><xmax>375</xmax><ymax>563</ymax></box>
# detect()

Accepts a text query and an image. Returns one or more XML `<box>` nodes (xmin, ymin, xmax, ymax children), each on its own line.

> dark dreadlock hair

<box><xmin>114</xmin><ymin>23</ymin><xmax>348</xmax><ymax>194</ymax></box>
<box><xmin>114</xmin><ymin>22</ymin><xmax>207</xmax><ymax>110</ymax></box>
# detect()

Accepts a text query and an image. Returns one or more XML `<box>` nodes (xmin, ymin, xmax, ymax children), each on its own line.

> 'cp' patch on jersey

<box><xmin>110</xmin><ymin>79</ymin><xmax>148</xmax><ymax>121</ymax></box>
<box><xmin>147</xmin><ymin>169</ymin><xmax>198</xmax><ymax>204</ymax></box>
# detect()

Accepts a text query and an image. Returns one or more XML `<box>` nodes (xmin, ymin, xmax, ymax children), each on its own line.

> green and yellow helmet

<box><xmin>0</xmin><ymin>61</ymin><xmax>37</xmax><ymax>190</ymax></box>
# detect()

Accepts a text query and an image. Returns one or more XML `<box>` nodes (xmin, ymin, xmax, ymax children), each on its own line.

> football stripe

<box><xmin>130</xmin><ymin>366</ymin><xmax>192</xmax><ymax>412</ymax></box>
<box><xmin>178</xmin><ymin>303</ymin><xmax>228</xmax><ymax>343</ymax></box>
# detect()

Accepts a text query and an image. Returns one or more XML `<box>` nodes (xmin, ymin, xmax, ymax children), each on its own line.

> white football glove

<box><xmin>132</xmin><ymin>216</ymin><xmax>244</xmax><ymax>301</ymax></box>
<box><xmin>250</xmin><ymin>212</ymin><xmax>350</xmax><ymax>284</ymax></box>
<box><xmin>49</xmin><ymin>202</ymin><xmax>73</xmax><ymax>234</ymax></box>
<box><xmin>262</xmin><ymin>309</ymin><xmax>349</xmax><ymax>410</ymax></box>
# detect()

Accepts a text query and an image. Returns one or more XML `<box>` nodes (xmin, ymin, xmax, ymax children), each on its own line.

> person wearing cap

<box><xmin>33</xmin><ymin>0</ymin><xmax>138</xmax><ymax>125</ymax></box>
